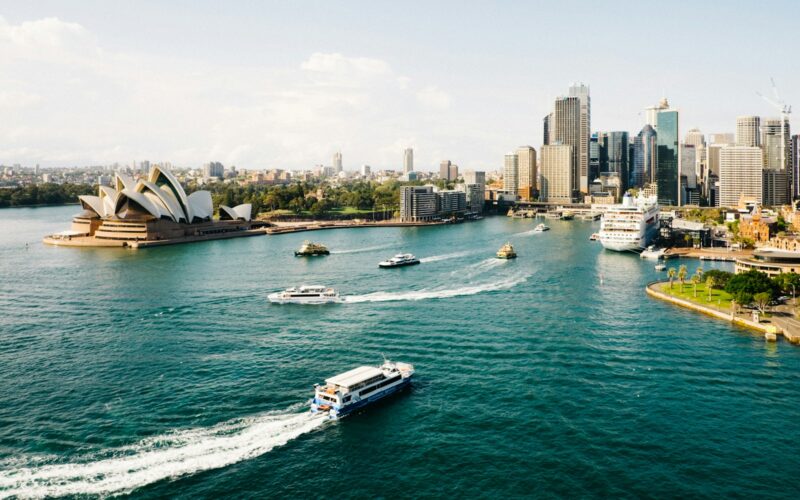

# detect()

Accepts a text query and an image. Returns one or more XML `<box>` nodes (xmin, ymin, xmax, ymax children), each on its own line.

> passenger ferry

<box><xmin>532</xmin><ymin>223</ymin><xmax>550</xmax><ymax>232</ymax></box>
<box><xmin>268</xmin><ymin>285</ymin><xmax>341</xmax><ymax>304</ymax></box>
<box><xmin>598</xmin><ymin>193</ymin><xmax>660</xmax><ymax>252</ymax></box>
<box><xmin>378</xmin><ymin>253</ymin><xmax>421</xmax><ymax>268</ymax></box>
<box><xmin>496</xmin><ymin>242</ymin><xmax>517</xmax><ymax>259</ymax></box>
<box><xmin>295</xmin><ymin>241</ymin><xmax>329</xmax><ymax>256</ymax></box>
<box><xmin>311</xmin><ymin>360</ymin><xmax>415</xmax><ymax>419</ymax></box>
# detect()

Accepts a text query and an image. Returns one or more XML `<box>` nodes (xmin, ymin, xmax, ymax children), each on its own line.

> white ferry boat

<box><xmin>378</xmin><ymin>253</ymin><xmax>421</xmax><ymax>268</ymax></box>
<box><xmin>533</xmin><ymin>223</ymin><xmax>550</xmax><ymax>232</ymax></box>
<box><xmin>640</xmin><ymin>245</ymin><xmax>666</xmax><ymax>260</ymax></box>
<box><xmin>598</xmin><ymin>193</ymin><xmax>660</xmax><ymax>252</ymax></box>
<box><xmin>311</xmin><ymin>360</ymin><xmax>415</xmax><ymax>419</ymax></box>
<box><xmin>267</xmin><ymin>285</ymin><xmax>341</xmax><ymax>304</ymax></box>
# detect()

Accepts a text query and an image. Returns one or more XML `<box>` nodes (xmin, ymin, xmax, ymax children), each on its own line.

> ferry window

<box><xmin>343</xmin><ymin>395</ymin><xmax>351</xmax><ymax>403</ymax></box>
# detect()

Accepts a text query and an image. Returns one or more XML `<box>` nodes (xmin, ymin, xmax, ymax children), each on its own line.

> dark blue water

<box><xmin>1</xmin><ymin>206</ymin><xmax>799</xmax><ymax>498</ymax></box>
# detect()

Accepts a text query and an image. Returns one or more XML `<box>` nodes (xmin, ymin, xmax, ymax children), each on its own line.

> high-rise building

<box><xmin>736</xmin><ymin>116</ymin><xmax>761</xmax><ymax>147</ymax></box>
<box><xmin>685</xmin><ymin>128</ymin><xmax>706</xmax><ymax>148</ymax></box>
<box><xmin>503</xmin><ymin>153</ymin><xmax>519</xmax><ymax>194</ymax></box>
<box><xmin>459</xmin><ymin>183</ymin><xmax>484</xmax><ymax>213</ymax></box>
<box><xmin>399</xmin><ymin>186</ymin><xmax>438</xmax><ymax>222</ymax></box>
<box><xmin>709</xmin><ymin>133</ymin><xmax>735</xmax><ymax>145</ymax></box>
<box><xmin>793</xmin><ymin>135</ymin><xmax>800</xmax><ymax>198</ymax></box>
<box><xmin>632</xmin><ymin>125</ymin><xmax>657</xmax><ymax>187</ymax></box>
<box><xmin>589</xmin><ymin>133</ymin><xmax>600</xmax><ymax>182</ymax></box>
<box><xmin>404</xmin><ymin>148</ymin><xmax>414</xmax><ymax>174</ymax></box>
<box><xmin>719</xmin><ymin>146</ymin><xmax>763</xmax><ymax>207</ymax></box>
<box><xmin>645</xmin><ymin>98</ymin><xmax>669</xmax><ymax>129</ymax></box>
<box><xmin>600</xmin><ymin>131</ymin><xmax>629</xmax><ymax>192</ymax></box>
<box><xmin>203</xmin><ymin>161</ymin><xmax>224</xmax><ymax>179</ymax></box>
<box><xmin>361</xmin><ymin>165</ymin><xmax>371</xmax><ymax>176</ymax></box>
<box><xmin>681</xmin><ymin>144</ymin><xmax>699</xmax><ymax>205</ymax></box>
<box><xmin>463</xmin><ymin>170</ymin><xmax>486</xmax><ymax>191</ymax></box>
<box><xmin>684</xmin><ymin>128</ymin><xmax>706</xmax><ymax>196</ymax></box>
<box><xmin>553</xmin><ymin>95</ymin><xmax>581</xmax><ymax>198</ymax></box>
<box><xmin>333</xmin><ymin>152</ymin><xmax>342</xmax><ymax>173</ymax></box>
<box><xmin>761</xmin><ymin>117</ymin><xmax>791</xmax><ymax>205</ymax></box>
<box><xmin>438</xmin><ymin>190</ymin><xmax>467</xmax><ymax>215</ymax></box>
<box><xmin>539</xmin><ymin>144</ymin><xmax>574</xmax><ymax>202</ymax></box>
<box><xmin>568</xmin><ymin>83</ymin><xmax>591</xmax><ymax>193</ymax></box>
<box><xmin>449</xmin><ymin>164</ymin><xmax>459</xmax><ymax>181</ymax></box>
<box><xmin>656</xmin><ymin>106</ymin><xmax>680</xmax><ymax>206</ymax></box>
<box><xmin>543</xmin><ymin>113</ymin><xmax>553</xmax><ymax>145</ymax></box>
<box><xmin>516</xmin><ymin>146</ymin><xmax>537</xmax><ymax>200</ymax></box>
<box><xmin>439</xmin><ymin>160</ymin><xmax>452</xmax><ymax>181</ymax></box>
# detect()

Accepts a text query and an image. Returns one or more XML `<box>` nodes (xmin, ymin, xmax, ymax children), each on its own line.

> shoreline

<box><xmin>264</xmin><ymin>219</ymin><xmax>455</xmax><ymax>234</ymax></box>
<box><xmin>645</xmin><ymin>281</ymin><xmax>800</xmax><ymax>344</ymax></box>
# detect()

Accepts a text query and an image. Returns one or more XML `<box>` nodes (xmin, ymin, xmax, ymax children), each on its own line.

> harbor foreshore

<box><xmin>264</xmin><ymin>219</ymin><xmax>451</xmax><ymax>234</ymax></box>
<box><xmin>646</xmin><ymin>281</ymin><xmax>800</xmax><ymax>344</ymax></box>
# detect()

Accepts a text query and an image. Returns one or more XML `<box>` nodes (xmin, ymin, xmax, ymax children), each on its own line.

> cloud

<box><xmin>0</xmin><ymin>16</ymin><xmax>487</xmax><ymax>170</ymax></box>
<box><xmin>416</xmin><ymin>86</ymin><xmax>452</xmax><ymax>110</ymax></box>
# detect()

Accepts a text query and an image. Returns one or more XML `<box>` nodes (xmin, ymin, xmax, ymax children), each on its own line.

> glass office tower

<box><xmin>656</xmin><ymin>110</ymin><xmax>679</xmax><ymax>205</ymax></box>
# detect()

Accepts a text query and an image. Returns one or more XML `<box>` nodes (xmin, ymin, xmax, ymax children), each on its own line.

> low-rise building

<box><xmin>738</xmin><ymin>206</ymin><xmax>775</xmax><ymax>244</ymax></box>
<box><xmin>735</xmin><ymin>248</ymin><xmax>800</xmax><ymax>276</ymax></box>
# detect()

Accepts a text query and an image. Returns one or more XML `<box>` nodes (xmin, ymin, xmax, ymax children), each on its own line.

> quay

<box><xmin>646</xmin><ymin>281</ymin><xmax>800</xmax><ymax>344</ymax></box>
<box><xmin>265</xmin><ymin>219</ymin><xmax>450</xmax><ymax>234</ymax></box>
<box><xmin>663</xmin><ymin>247</ymin><xmax>753</xmax><ymax>261</ymax></box>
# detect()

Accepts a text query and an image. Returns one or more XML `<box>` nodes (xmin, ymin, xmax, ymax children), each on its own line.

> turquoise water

<box><xmin>1</xmin><ymin>206</ymin><xmax>799</xmax><ymax>498</ymax></box>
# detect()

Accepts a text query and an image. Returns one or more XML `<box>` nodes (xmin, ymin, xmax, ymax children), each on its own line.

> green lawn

<box><xmin>658</xmin><ymin>281</ymin><xmax>734</xmax><ymax>311</ymax></box>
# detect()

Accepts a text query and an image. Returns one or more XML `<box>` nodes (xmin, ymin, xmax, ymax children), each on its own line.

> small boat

<box><xmin>295</xmin><ymin>241</ymin><xmax>329</xmax><ymax>256</ymax></box>
<box><xmin>310</xmin><ymin>360</ymin><xmax>415</xmax><ymax>419</ymax></box>
<box><xmin>589</xmin><ymin>233</ymin><xmax>600</xmax><ymax>241</ymax></box>
<box><xmin>378</xmin><ymin>253</ymin><xmax>421</xmax><ymax>268</ymax></box>
<box><xmin>268</xmin><ymin>285</ymin><xmax>341</xmax><ymax>304</ymax></box>
<box><xmin>640</xmin><ymin>245</ymin><xmax>666</xmax><ymax>260</ymax></box>
<box><xmin>497</xmin><ymin>242</ymin><xmax>517</xmax><ymax>259</ymax></box>
<box><xmin>532</xmin><ymin>223</ymin><xmax>550</xmax><ymax>233</ymax></box>
<box><xmin>655</xmin><ymin>264</ymin><xmax>666</xmax><ymax>271</ymax></box>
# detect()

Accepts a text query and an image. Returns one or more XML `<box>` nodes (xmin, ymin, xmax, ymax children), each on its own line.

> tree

<box><xmin>691</xmin><ymin>273</ymin><xmax>701</xmax><ymax>297</ymax></box>
<box><xmin>668</xmin><ymin>267</ymin><xmax>677</xmax><ymax>289</ymax></box>
<box><xmin>706</xmin><ymin>275</ymin><xmax>717</xmax><ymax>302</ymax></box>
<box><xmin>753</xmin><ymin>292</ymin><xmax>771</xmax><ymax>314</ymax></box>
<box><xmin>683</xmin><ymin>234</ymin><xmax>692</xmax><ymax>247</ymax></box>
<box><xmin>733</xmin><ymin>291</ymin><xmax>753</xmax><ymax>311</ymax></box>
<box><xmin>725</xmin><ymin>270</ymin><xmax>777</xmax><ymax>299</ymax></box>
<box><xmin>704</xmin><ymin>269</ymin><xmax>732</xmax><ymax>289</ymax></box>
<box><xmin>678</xmin><ymin>265</ymin><xmax>688</xmax><ymax>291</ymax></box>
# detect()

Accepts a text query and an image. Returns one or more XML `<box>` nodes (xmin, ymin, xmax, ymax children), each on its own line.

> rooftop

<box><xmin>325</xmin><ymin>366</ymin><xmax>383</xmax><ymax>388</ymax></box>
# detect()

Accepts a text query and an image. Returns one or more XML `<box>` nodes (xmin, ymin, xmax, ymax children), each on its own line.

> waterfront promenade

<box><xmin>646</xmin><ymin>281</ymin><xmax>800</xmax><ymax>344</ymax></box>
<box><xmin>265</xmin><ymin>218</ymin><xmax>451</xmax><ymax>234</ymax></box>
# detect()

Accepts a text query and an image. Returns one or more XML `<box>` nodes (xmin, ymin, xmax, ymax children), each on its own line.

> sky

<box><xmin>1</xmin><ymin>0</ymin><xmax>798</xmax><ymax>171</ymax></box>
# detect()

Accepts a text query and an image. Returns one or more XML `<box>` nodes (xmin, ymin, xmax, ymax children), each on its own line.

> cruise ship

<box><xmin>598</xmin><ymin>194</ymin><xmax>660</xmax><ymax>252</ymax></box>
<box><xmin>311</xmin><ymin>360</ymin><xmax>415</xmax><ymax>419</ymax></box>
<box><xmin>268</xmin><ymin>285</ymin><xmax>341</xmax><ymax>304</ymax></box>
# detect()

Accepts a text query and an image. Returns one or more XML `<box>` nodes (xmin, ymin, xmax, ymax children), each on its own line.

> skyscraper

<box><xmin>603</xmin><ymin>131</ymin><xmax>630</xmax><ymax>192</ymax></box>
<box><xmin>404</xmin><ymin>148</ymin><xmax>414</xmax><ymax>173</ymax></box>
<box><xmin>203</xmin><ymin>161</ymin><xmax>224</xmax><ymax>179</ymax></box>
<box><xmin>656</xmin><ymin>106</ymin><xmax>680</xmax><ymax>206</ymax></box>
<box><xmin>719</xmin><ymin>146</ymin><xmax>763</xmax><ymax>207</ymax></box>
<box><xmin>333</xmin><ymin>152</ymin><xmax>343</xmax><ymax>173</ymax></box>
<box><xmin>736</xmin><ymin>116</ymin><xmax>761</xmax><ymax>147</ymax></box>
<box><xmin>645</xmin><ymin>98</ymin><xmax>669</xmax><ymax>129</ymax></box>
<box><xmin>516</xmin><ymin>146</ymin><xmax>537</xmax><ymax>200</ymax></box>
<box><xmin>793</xmin><ymin>135</ymin><xmax>800</xmax><ymax>199</ymax></box>
<box><xmin>568</xmin><ymin>83</ymin><xmax>591</xmax><ymax>193</ymax></box>
<box><xmin>543</xmin><ymin>113</ymin><xmax>553</xmax><ymax>145</ymax></box>
<box><xmin>539</xmin><ymin>144</ymin><xmax>574</xmax><ymax>202</ymax></box>
<box><xmin>632</xmin><ymin>125</ymin><xmax>657</xmax><ymax>187</ymax></box>
<box><xmin>761</xmin><ymin>117</ymin><xmax>791</xmax><ymax>205</ymax></box>
<box><xmin>589</xmin><ymin>133</ymin><xmax>600</xmax><ymax>182</ymax></box>
<box><xmin>553</xmin><ymin>95</ymin><xmax>581</xmax><ymax>198</ymax></box>
<box><xmin>439</xmin><ymin>160</ymin><xmax>452</xmax><ymax>181</ymax></box>
<box><xmin>709</xmin><ymin>133</ymin><xmax>735</xmax><ymax>145</ymax></box>
<box><xmin>503</xmin><ymin>153</ymin><xmax>519</xmax><ymax>194</ymax></box>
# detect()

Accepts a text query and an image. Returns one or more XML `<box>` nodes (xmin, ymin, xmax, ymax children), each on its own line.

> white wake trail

<box><xmin>419</xmin><ymin>250</ymin><xmax>474</xmax><ymax>263</ymax></box>
<box><xmin>0</xmin><ymin>409</ymin><xmax>326</xmax><ymax>499</ymax></box>
<box><xmin>344</xmin><ymin>274</ymin><xmax>529</xmax><ymax>303</ymax></box>
<box><xmin>330</xmin><ymin>244</ymin><xmax>393</xmax><ymax>255</ymax></box>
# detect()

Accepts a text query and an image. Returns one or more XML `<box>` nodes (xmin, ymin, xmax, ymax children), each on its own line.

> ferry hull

<box><xmin>267</xmin><ymin>294</ymin><xmax>341</xmax><ymax>304</ymax></box>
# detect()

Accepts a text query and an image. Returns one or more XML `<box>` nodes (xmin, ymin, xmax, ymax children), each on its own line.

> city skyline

<box><xmin>1</xmin><ymin>1</ymin><xmax>798</xmax><ymax>170</ymax></box>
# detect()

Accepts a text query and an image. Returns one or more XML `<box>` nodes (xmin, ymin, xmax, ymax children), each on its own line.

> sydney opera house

<box><xmin>44</xmin><ymin>166</ymin><xmax>267</xmax><ymax>248</ymax></box>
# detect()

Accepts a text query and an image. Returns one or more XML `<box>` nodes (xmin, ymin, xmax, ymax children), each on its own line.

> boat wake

<box><xmin>0</xmin><ymin>408</ymin><xmax>326</xmax><ymax>498</ymax></box>
<box><xmin>344</xmin><ymin>274</ymin><xmax>529</xmax><ymax>303</ymax></box>
<box><xmin>419</xmin><ymin>250</ymin><xmax>474</xmax><ymax>263</ymax></box>
<box><xmin>330</xmin><ymin>244</ymin><xmax>392</xmax><ymax>255</ymax></box>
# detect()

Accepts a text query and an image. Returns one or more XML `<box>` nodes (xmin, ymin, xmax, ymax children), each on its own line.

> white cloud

<box><xmin>0</xmin><ymin>16</ymin><xmax>491</xmax><ymax>170</ymax></box>
<box><xmin>416</xmin><ymin>86</ymin><xmax>452</xmax><ymax>110</ymax></box>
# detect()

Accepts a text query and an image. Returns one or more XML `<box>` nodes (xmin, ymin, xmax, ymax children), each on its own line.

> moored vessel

<box><xmin>311</xmin><ymin>360</ymin><xmax>415</xmax><ymax>419</ymax></box>
<box><xmin>378</xmin><ymin>253</ymin><xmax>421</xmax><ymax>268</ymax></box>
<box><xmin>295</xmin><ymin>241</ymin><xmax>329</xmax><ymax>256</ymax></box>
<box><xmin>268</xmin><ymin>285</ymin><xmax>341</xmax><ymax>304</ymax></box>
<box><xmin>599</xmin><ymin>193</ymin><xmax>660</xmax><ymax>252</ymax></box>
<box><xmin>496</xmin><ymin>242</ymin><xmax>517</xmax><ymax>259</ymax></box>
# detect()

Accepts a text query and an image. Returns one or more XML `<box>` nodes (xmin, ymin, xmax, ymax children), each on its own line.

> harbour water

<box><xmin>1</xmin><ymin>205</ymin><xmax>800</xmax><ymax>498</ymax></box>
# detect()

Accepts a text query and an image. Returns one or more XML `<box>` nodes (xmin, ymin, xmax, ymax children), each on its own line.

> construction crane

<box><xmin>757</xmin><ymin>79</ymin><xmax>792</xmax><ymax>194</ymax></box>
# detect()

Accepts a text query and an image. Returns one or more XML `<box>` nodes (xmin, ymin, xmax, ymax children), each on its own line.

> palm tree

<box><xmin>691</xmin><ymin>274</ymin><xmax>701</xmax><ymax>298</ymax></box>
<box><xmin>706</xmin><ymin>275</ymin><xmax>717</xmax><ymax>302</ymax></box>
<box><xmin>678</xmin><ymin>265</ymin><xmax>688</xmax><ymax>292</ymax></box>
<box><xmin>668</xmin><ymin>267</ymin><xmax>677</xmax><ymax>289</ymax></box>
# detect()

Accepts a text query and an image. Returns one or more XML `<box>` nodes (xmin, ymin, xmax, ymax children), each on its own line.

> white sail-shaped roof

<box><xmin>78</xmin><ymin>195</ymin><xmax>105</xmax><ymax>217</ymax></box>
<box><xmin>138</xmin><ymin>180</ymin><xmax>187</xmax><ymax>222</ymax></box>
<box><xmin>115</xmin><ymin>173</ymin><xmax>136</xmax><ymax>192</ymax></box>
<box><xmin>219</xmin><ymin>203</ymin><xmax>252</xmax><ymax>221</ymax></box>
<box><xmin>148</xmin><ymin>166</ymin><xmax>191</xmax><ymax>221</ymax></box>
<box><xmin>114</xmin><ymin>188</ymin><xmax>162</xmax><ymax>219</ymax></box>
<box><xmin>187</xmin><ymin>191</ymin><xmax>213</xmax><ymax>221</ymax></box>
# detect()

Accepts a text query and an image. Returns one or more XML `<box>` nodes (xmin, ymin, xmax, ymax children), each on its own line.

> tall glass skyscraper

<box><xmin>632</xmin><ymin>125</ymin><xmax>657</xmax><ymax>188</ymax></box>
<box><xmin>656</xmin><ymin>110</ymin><xmax>679</xmax><ymax>205</ymax></box>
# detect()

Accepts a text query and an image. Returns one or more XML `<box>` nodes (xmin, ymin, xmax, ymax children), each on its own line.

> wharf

<box><xmin>664</xmin><ymin>247</ymin><xmax>753</xmax><ymax>261</ymax></box>
<box><xmin>646</xmin><ymin>281</ymin><xmax>799</xmax><ymax>344</ymax></box>
<box><xmin>265</xmin><ymin>219</ymin><xmax>449</xmax><ymax>234</ymax></box>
